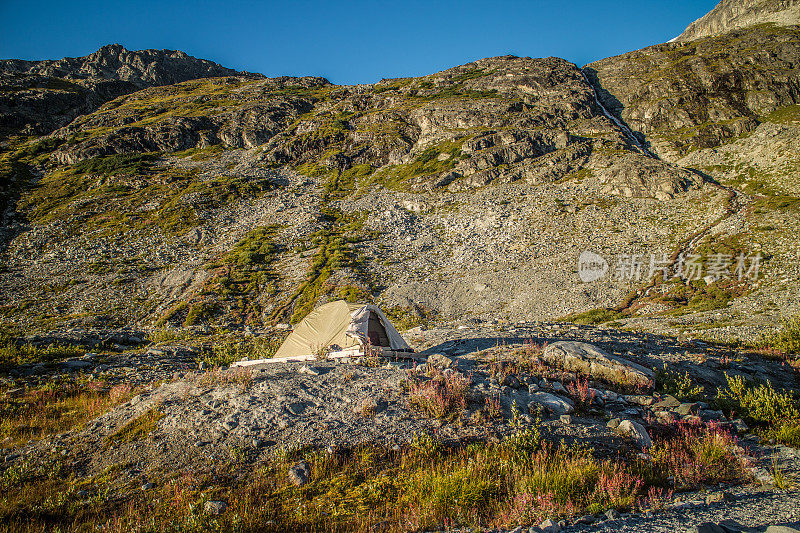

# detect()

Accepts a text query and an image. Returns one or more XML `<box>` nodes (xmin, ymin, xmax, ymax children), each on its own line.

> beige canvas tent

<box><xmin>232</xmin><ymin>301</ymin><xmax>413</xmax><ymax>366</ymax></box>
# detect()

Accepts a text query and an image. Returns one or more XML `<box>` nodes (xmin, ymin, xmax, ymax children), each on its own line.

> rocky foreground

<box><xmin>2</xmin><ymin>321</ymin><xmax>798</xmax><ymax>531</ymax></box>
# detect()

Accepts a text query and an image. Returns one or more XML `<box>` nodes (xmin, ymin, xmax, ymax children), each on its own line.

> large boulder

<box><xmin>617</xmin><ymin>419</ymin><xmax>652</xmax><ymax>449</ymax></box>
<box><xmin>542</xmin><ymin>341</ymin><xmax>654</xmax><ymax>388</ymax></box>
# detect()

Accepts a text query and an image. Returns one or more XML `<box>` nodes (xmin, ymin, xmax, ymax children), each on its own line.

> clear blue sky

<box><xmin>1</xmin><ymin>0</ymin><xmax>717</xmax><ymax>84</ymax></box>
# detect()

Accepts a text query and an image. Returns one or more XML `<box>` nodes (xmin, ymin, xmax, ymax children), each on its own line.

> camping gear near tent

<box><xmin>231</xmin><ymin>301</ymin><xmax>416</xmax><ymax>366</ymax></box>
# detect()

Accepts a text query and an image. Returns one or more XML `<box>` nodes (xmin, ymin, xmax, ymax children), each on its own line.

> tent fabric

<box><xmin>273</xmin><ymin>301</ymin><xmax>410</xmax><ymax>359</ymax></box>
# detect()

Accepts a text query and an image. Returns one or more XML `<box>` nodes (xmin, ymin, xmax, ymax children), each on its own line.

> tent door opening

<box><xmin>366</xmin><ymin>311</ymin><xmax>390</xmax><ymax>347</ymax></box>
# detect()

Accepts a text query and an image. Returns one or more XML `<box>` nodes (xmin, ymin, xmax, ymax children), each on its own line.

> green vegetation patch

<box><xmin>716</xmin><ymin>373</ymin><xmax>800</xmax><ymax>447</ymax></box>
<box><xmin>202</xmin><ymin>225</ymin><xmax>284</xmax><ymax>325</ymax></box>
<box><xmin>69</xmin><ymin>153</ymin><xmax>158</xmax><ymax>177</ymax></box>
<box><xmin>560</xmin><ymin>308</ymin><xmax>626</xmax><ymax>326</ymax></box>
<box><xmin>0</xmin><ymin>329</ymin><xmax>84</xmax><ymax>371</ymax></box>
<box><xmin>367</xmin><ymin>138</ymin><xmax>468</xmax><ymax>191</ymax></box>
<box><xmin>763</xmin><ymin>104</ymin><xmax>800</xmax><ymax>125</ymax></box>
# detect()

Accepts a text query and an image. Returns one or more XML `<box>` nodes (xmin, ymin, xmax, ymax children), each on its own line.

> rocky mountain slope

<box><xmin>674</xmin><ymin>0</ymin><xmax>800</xmax><ymax>42</ymax></box>
<box><xmin>0</xmin><ymin>44</ymin><xmax>252</xmax><ymax>140</ymax></box>
<box><xmin>0</xmin><ymin>16</ymin><xmax>799</xmax><ymax>345</ymax></box>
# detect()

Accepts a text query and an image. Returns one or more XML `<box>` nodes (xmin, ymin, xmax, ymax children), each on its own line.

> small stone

<box><xmin>705</xmin><ymin>491</ymin><xmax>731</xmax><ymax>504</ymax></box>
<box><xmin>677</xmin><ymin>402</ymin><xmax>699</xmax><ymax>416</ymax></box>
<box><xmin>560</xmin><ymin>414</ymin><xmax>572</xmax><ymax>424</ymax></box>
<box><xmin>204</xmin><ymin>500</ymin><xmax>227</xmax><ymax>515</ymax></box>
<box><xmin>625</xmin><ymin>394</ymin><xmax>654</xmax><ymax>406</ymax></box>
<box><xmin>607</xmin><ymin>417</ymin><xmax>621</xmax><ymax>429</ymax></box>
<box><xmin>718</xmin><ymin>519</ymin><xmax>745</xmax><ymax>532</ymax></box>
<box><xmin>538</xmin><ymin>518</ymin><xmax>561</xmax><ymax>532</ymax></box>
<box><xmin>288</xmin><ymin>461</ymin><xmax>311</xmax><ymax>486</ymax></box>
<box><xmin>652</xmin><ymin>395</ymin><xmax>680</xmax><ymax>409</ymax></box>
<box><xmin>141</xmin><ymin>482</ymin><xmax>156</xmax><ymax>490</ymax></box>
<box><xmin>605</xmin><ymin>508</ymin><xmax>620</xmax><ymax>520</ymax></box>
<box><xmin>298</xmin><ymin>365</ymin><xmax>320</xmax><ymax>376</ymax></box>
<box><xmin>528</xmin><ymin>392</ymin><xmax>575</xmax><ymax>415</ymax></box>
<box><xmin>731</xmin><ymin>418</ymin><xmax>748</xmax><ymax>432</ymax></box>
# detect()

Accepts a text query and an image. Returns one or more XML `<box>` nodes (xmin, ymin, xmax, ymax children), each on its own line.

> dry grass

<box><xmin>107</xmin><ymin>406</ymin><xmax>164</xmax><ymax>444</ymax></box>
<box><xmin>0</xmin><ymin>421</ymin><xmax>748</xmax><ymax>532</ymax></box>
<box><xmin>192</xmin><ymin>367</ymin><xmax>254</xmax><ymax>392</ymax></box>
<box><xmin>0</xmin><ymin>380</ymin><xmax>134</xmax><ymax>448</ymax></box>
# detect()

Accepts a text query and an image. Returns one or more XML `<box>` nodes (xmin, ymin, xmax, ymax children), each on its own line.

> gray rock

<box><xmin>652</xmin><ymin>395</ymin><xmax>681</xmax><ymax>409</ymax></box>
<box><xmin>677</xmin><ymin>402</ymin><xmax>699</xmax><ymax>416</ymax></box>
<box><xmin>607</xmin><ymin>417</ymin><xmax>621</xmax><ymax>429</ymax></box>
<box><xmin>617</xmin><ymin>419</ymin><xmax>652</xmax><ymax>448</ymax></box>
<box><xmin>538</xmin><ymin>518</ymin><xmax>561</xmax><ymax>532</ymax></box>
<box><xmin>732</xmin><ymin>418</ymin><xmax>749</xmax><ymax>432</ymax></box>
<box><xmin>560</xmin><ymin>414</ymin><xmax>572</xmax><ymax>424</ymax></box>
<box><xmin>699</xmin><ymin>409</ymin><xmax>726</xmax><ymax>421</ymax></box>
<box><xmin>705</xmin><ymin>491</ymin><xmax>732</xmax><ymax>504</ymax></box>
<box><xmin>203</xmin><ymin>500</ymin><xmax>227</xmax><ymax>515</ymax></box>
<box><xmin>765</xmin><ymin>527</ymin><xmax>800</xmax><ymax>533</ymax></box>
<box><xmin>718</xmin><ymin>519</ymin><xmax>745</xmax><ymax>532</ymax></box>
<box><xmin>288</xmin><ymin>461</ymin><xmax>311</xmax><ymax>486</ymax></box>
<box><xmin>62</xmin><ymin>359</ymin><xmax>92</xmax><ymax>370</ymax></box>
<box><xmin>624</xmin><ymin>394</ymin><xmax>654</xmax><ymax>406</ymax></box>
<box><xmin>427</xmin><ymin>353</ymin><xmax>455</xmax><ymax>369</ymax></box>
<box><xmin>287</xmin><ymin>402</ymin><xmax>307</xmax><ymax>416</ymax></box>
<box><xmin>529</xmin><ymin>392</ymin><xmax>575</xmax><ymax>415</ymax></box>
<box><xmin>542</xmin><ymin>341</ymin><xmax>654</xmax><ymax>387</ymax></box>
<box><xmin>298</xmin><ymin>365</ymin><xmax>321</xmax><ymax>376</ymax></box>
<box><xmin>605</xmin><ymin>508</ymin><xmax>620</xmax><ymax>520</ymax></box>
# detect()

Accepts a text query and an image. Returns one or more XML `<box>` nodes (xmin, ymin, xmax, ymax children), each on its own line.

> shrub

<box><xmin>655</xmin><ymin>368</ymin><xmax>703</xmax><ymax>400</ymax></box>
<box><xmin>766</xmin><ymin>422</ymin><xmax>800</xmax><ymax>447</ymax></box>
<box><xmin>716</xmin><ymin>374</ymin><xmax>799</xmax><ymax>423</ymax></box>
<box><xmin>407</xmin><ymin>370</ymin><xmax>470</xmax><ymax>419</ymax></box>
<box><xmin>650</xmin><ymin>422</ymin><xmax>746</xmax><ymax>490</ymax></box>
<box><xmin>760</xmin><ymin>315</ymin><xmax>800</xmax><ymax>355</ymax></box>
<box><xmin>566</xmin><ymin>377</ymin><xmax>596</xmax><ymax>410</ymax></box>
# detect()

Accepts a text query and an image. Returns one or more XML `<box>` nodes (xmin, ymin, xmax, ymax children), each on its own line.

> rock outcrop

<box><xmin>673</xmin><ymin>0</ymin><xmax>800</xmax><ymax>42</ymax></box>
<box><xmin>542</xmin><ymin>341</ymin><xmax>655</xmax><ymax>388</ymax></box>
<box><xmin>0</xmin><ymin>44</ymin><xmax>254</xmax><ymax>140</ymax></box>
<box><xmin>585</xmin><ymin>25</ymin><xmax>800</xmax><ymax>162</ymax></box>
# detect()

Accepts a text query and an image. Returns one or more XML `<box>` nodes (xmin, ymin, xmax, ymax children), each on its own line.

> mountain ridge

<box><xmin>0</xmin><ymin>43</ymin><xmax>259</xmax><ymax>140</ymax></box>
<box><xmin>0</xmin><ymin>7</ymin><xmax>798</xmax><ymax>345</ymax></box>
<box><xmin>674</xmin><ymin>0</ymin><xmax>800</xmax><ymax>41</ymax></box>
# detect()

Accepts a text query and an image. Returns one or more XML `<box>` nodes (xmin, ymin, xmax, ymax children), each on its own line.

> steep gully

<box><xmin>580</xmin><ymin>70</ymin><xmax>655</xmax><ymax>158</ymax></box>
<box><xmin>578</xmin><ymin>71</ymin><xmax>747</xmax><ymax>316</ymax></box>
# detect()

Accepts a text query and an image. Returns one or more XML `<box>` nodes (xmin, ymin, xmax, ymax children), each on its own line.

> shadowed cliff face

<box><xmin>0</xmin><ymin>44</ymin><xmax>255</xmax><ymax>140</ymax></box>
<box><xmin>674</xmin><ymin>0</ymin><xmax>800</xmax><ymax>42</ymax></box>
